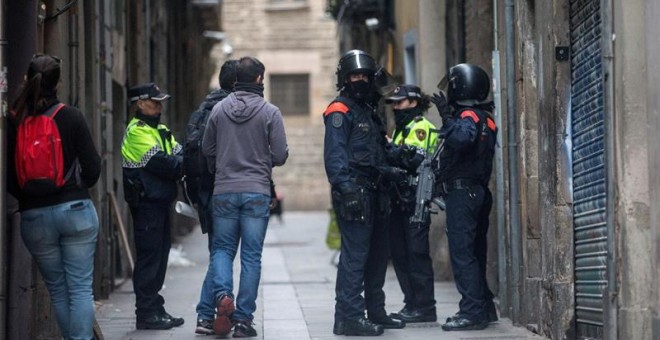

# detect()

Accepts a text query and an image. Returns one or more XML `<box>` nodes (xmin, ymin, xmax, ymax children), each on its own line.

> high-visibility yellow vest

<box><xmin>121</xmin><ymin>117</ymin><xmax>181</xmax><ymax>168</ymax></box>
<box><xmin>392</xmin><ymin>116</ymin><xmax>438</xmax><ymax>153</ymax></box>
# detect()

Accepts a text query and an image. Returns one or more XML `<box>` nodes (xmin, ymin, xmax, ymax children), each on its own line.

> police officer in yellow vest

<box><xmin>384</xmin><ymin>84</ymin><xmax>439</xmax><ymax>323</ymax></box>
<box><xmin>121</xmin><ymin>83</ymin><xmax>184</xmax><ymax>330</ymax></box>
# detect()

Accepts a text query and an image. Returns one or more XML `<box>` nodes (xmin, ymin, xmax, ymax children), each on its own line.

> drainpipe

<box><xmin>68</xmin><ymin>2</ymin><xmax>79</xmax><ymax>106</ymax></box>
<box><xmin>491</xmin><ymin>0</ymin><xmax>508</xmax><ymax>317</ymax></box>
<box><xmin>0</xmin><ymin>0</ymin><xmax>8</xmax><ymax>335</ymax></box>
<box><xmin>504</xmin><ymin>0</ymin><xmax>522</xmax><ymax>322</ymax></box>
<box><xmin>601</xmin><ymin>0</ymin><xmax>617</xmax><ymax>338</ymax></box>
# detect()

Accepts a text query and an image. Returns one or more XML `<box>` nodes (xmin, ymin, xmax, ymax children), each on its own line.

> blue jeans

<box><xmin>20</xmin><ymin>199</ymin><xmax>99</xmax><ymax>340</ymax></box>
<box><xmin>196</xmin><ymin>227</ymin><xmax>215</xmax><ymax>320</ymax></box>
<box><xmin>211</xmin><ymin>193</ymin><xmax>270</xmax><ymax>321</ymax></box>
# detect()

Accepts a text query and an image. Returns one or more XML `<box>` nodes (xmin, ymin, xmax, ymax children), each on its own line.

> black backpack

<box><xmin>183</xmin><ymin>107</ymin><xmax>212</xmax><ymax>177</ymax></box>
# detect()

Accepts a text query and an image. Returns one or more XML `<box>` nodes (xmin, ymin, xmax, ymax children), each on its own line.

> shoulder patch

<box><xmin>323</xmin><ymin>102</ymin><xmax>350</xmax><ymax>116</ymax></box>
<box><xmin>136</xmin><ymin>120</ymin><xmax>146</xmax><ymax>126</ymax></box>
<box><xmin>487</xmin><ymin>117</ymin><xmax>497</xmax><ymax>131</ymax></box>
<box><xmin>415</xmin><ymin>129</ymin><xmax>427</xmax><ymax>141</ymax></box>
<box><xmin>460</xmin><ymin>110</ymin><xmax>480</xmax><ymax>123</ymax></box>
<box><xmin>332</xmin><ymin>113</ymin><xmax>344</xmax><ymax>128</ymax></box>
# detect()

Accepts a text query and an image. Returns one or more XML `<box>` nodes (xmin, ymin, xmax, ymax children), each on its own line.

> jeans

<box><xmin>191</xmin><ymin>176</ymin><xmax>216</xmax><ymax>320</ymax></box>
<box><xmin>211</xmin><ymin>193</ymin><xmax>270</xmax><ymax>321</ymax></box>
<box><xmin>20</xmin><ymin>199</ymin><xmax>99</xmax><ymax>340</ymax></box>
<box><xmin>196</xmin><ymin>210</ymin><xmax>215</xmax><ymax>320</ymax></box>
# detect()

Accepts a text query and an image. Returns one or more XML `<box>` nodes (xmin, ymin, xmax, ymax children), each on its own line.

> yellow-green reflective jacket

<box><xmin>392</xmin><ymin>116</ymin><xmax>438</xmax><ymax>153</ymax></box>
<box><xmin>121</xmin><ymin>117</ymin><xmax>182</xmax><ymax>168</ymax></box>
<box><xmin>121</xmin><ymin>116</ymin><xmax>182</xmax><ymax>205</ymax></box>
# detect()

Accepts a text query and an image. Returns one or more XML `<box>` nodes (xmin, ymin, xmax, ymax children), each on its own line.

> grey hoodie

<box><xmin>202</xmin><ymin>91</ymin><xmax>288</xmax><ymax>195</ymax></box>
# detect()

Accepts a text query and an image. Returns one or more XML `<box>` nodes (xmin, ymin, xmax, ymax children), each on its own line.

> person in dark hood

<box><xmin>201</xmin><ymin>56</ymin><xmax>288</xmax><ymax>338</ymax></box>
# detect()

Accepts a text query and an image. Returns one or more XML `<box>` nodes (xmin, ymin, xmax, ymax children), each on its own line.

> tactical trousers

<box><xmin>389</xmin><ymin>202</ymin><xmax>436</xmax><ymax>310</ymax></box>
<box><xmin>334</xmin><ymin>191</ymin><xmax>390</xmax><ymax>321</ymax></box>
<box><xmin>130</xmin><ymin>202</ymin><xmax>172</xmax><ymax>319</ymax></box>
<box><xmin>445</xmin><ymin>185</ymin><xmax>494</xmax><ymax>322</ymax></box>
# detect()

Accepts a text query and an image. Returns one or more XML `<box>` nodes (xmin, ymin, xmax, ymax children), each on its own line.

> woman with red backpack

<box><xmin>7</xmin><ymin>54</ymin><xmax>102</xmax><ymax>340</ymax></box>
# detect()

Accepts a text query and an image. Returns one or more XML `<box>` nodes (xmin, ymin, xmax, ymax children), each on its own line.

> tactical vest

<box><xmin>334</xmin><ymin>96</ymin><xmax>387</xmax><ymax>175</ymax></box>
<box><xmin>438</xmin><ymin>107</ymin><xmax>497</xmax><ymax>185</ymax></box>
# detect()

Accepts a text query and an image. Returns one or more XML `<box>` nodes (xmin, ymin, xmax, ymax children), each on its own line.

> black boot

<box><xmin>333</xmin><ymin>319</ymin><xmax>345</xmax><ymax>335</ymax></box>
<box><xmin>136</xmin><ymin>314</ymin><xmax>175</xmax><ymax>330</ymax></box>
<box><xmin>370</xmin><ymin>314</ymin><xmax>406</xmax><ymax>329</ymax></box>
<box><xmin>343</xmin><ymin>317</ymin><xmax>384</xmax><ymax>336</ymax></box>
<box><xmin>390</xmin><ymin>306</ymin><xmax>437</xmax><ymax>323</ymax></box>
<box><xmin>441</xmin><ymin>317</ymin><xmax>488</xmax><ymax>331</ymax></box>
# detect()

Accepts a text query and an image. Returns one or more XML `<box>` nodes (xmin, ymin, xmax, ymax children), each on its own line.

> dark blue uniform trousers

<box><xmin>130</xmin><ymin>202</ymin><xmax>172</xmax><ymax>319</ymax></box>
<box><xmin>445</xmin><ymin>185</ymin><xmax>494</xmax><ymax>322</ymax></box>
<box><xmin>389</xmin><ymin>203</ymin><xmax>436</xmax><ymax>310</ymax></box>
<box><xmin>334</xmin><ymin>193</ymin><xmax>389</xmax><ymax>321</ymax></box>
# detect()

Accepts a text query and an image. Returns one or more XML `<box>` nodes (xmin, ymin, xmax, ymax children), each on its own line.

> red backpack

<box><xmin>15</xmin><ymin>103</ymin><xmax>73</xmax><ymax>195</ymax></box>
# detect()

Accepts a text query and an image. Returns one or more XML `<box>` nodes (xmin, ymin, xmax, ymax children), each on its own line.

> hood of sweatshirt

<box><xmin>223</xmin><ymin>91</ymin><xmax>267</xmax><ymax>124</ymax></box>
<box><xmin>199</xmin><ymin>88</ymin><xmax>231</xmax><ymax>111</ymax></box>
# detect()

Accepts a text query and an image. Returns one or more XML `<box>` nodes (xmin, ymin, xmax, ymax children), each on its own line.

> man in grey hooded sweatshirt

<box><xmin>202</xmin><ymin>56</ymin><xmax>289</xmax><ymax>338</ymax></box>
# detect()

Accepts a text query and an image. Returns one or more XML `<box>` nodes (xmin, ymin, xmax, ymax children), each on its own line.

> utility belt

<box><xmin>353</xmin><ymin>175</ymin><xmax>378</xmax><ymax>191</ymax></box>
<box><xmin>440</xmin><ymin>178</ymin><xmax>483</xmax><ymax>194</ymax></box>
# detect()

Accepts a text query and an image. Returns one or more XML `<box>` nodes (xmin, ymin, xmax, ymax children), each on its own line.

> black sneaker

<box><xmin>233</xmin><ymin>320</ymin><xmax>257</xmax><ymax>338</ymax></box>
<box><xmin>195</xmin><ymin>319</ymin><xmax>215</xmax><ymax>335</ymax></box>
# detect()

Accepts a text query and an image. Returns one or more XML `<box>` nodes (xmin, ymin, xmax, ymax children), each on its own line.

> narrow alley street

<box><xmin>96</xmin><ymin>212</ymin><xmax>543</xmax><ymax>340</ymax></box>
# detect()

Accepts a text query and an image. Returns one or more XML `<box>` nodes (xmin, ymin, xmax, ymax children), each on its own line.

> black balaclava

<box><xmin>393</xmin><ymin>106</ymin><xmax>423</xmax><ymax>129</ymax></box>
<box><xmin>135</xmin><ymin>112</ymin><xmax>161</xmax><ymax>128</ymax></box>
<box><xmin>346</xmin><ymin>78</ymin><xmax>373</xmax><ymax>101</ymax></box>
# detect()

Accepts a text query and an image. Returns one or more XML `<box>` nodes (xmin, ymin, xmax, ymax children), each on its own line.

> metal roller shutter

<box><xmin>570</xmin><ymin>0</ymin><xmax>606</xmax><ymax>338</ymax></box>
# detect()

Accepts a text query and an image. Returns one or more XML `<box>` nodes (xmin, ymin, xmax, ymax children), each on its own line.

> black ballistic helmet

<box><xmin>336</xmin><ymin>49</ymin><xmax>378</xmax><ymax>91</ymax></box>
<box><xmin>442</xmin><ymin>63</ymin><xmax>490</xmax><ymax>104</ymax></box>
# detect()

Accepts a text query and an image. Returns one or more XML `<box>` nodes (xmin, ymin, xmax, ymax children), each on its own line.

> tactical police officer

<box><xmin>433</xmin><ymin>64</ymin><xmax>498</xmax><ymax>331</ymax></box>
<box><xmin>121</xmin><ymin>83</ymin><xmax>184</xmax><ymax>330</ymax></box>
<box><xmin>384</xmin><ymin>84</ymin><xmax>439</xmax><ymax>323</ymax></box>
<box><xmin>323</xmin><ymin>50</ymin><xmax>405</xmax><ymax>336</ymax></box>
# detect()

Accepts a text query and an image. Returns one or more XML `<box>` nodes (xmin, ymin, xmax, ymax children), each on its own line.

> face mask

<box><xmin>347</xmin><ymin>80</ymin><xmax>372</xmax><ymax>100</ymax></box>
<box><xmin>393</xmin><ymin>106</ymin><xmax>422</xmax><ymax>127</ymax></box>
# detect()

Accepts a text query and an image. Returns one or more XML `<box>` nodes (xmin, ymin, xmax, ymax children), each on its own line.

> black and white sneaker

<box><xmin>233</xmin><ymin>320</ymin><xmax>257</xmax><ymax>338</ymax></box>
<box><xmin>195</xmin><ymin>319</ymin><xmax>215</xmax><ymax>335</ymax></box>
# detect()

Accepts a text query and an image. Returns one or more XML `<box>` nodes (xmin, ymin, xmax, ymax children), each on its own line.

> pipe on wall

<box><xmin>491</xmin><ymin>0</ymin><xmax>508</xmax><ymax>317</ymax></box>
<box><xmin>0</xmin><ymin>0</ymin><xmax>8</xmax><ymax>333</ymax></box>
<box><xmin>504</xmin><ymin>0</ymin><xmax>522</xmax><ymax>322</ymax></box>
<box><xmin>601</xmin><ymin>0</ymin><xmax>617</xmax><ymax>338</ymax></box>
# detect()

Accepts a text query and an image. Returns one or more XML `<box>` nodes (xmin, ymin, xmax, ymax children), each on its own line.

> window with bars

<box><xmin>269</xmin><ymin>74</ymin><xmax>310</xmax><ymax>115</ymax></box>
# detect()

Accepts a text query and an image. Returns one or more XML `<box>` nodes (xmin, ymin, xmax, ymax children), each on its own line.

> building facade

<box><xmin>0</xmin><ymin>1</ymin><xmax>221</xmax><ymax>338</ymax></box>
<box><xmin>220</xmin><ymin>0</ymin><xmax>339</xmax><ymax>210</ymax></box>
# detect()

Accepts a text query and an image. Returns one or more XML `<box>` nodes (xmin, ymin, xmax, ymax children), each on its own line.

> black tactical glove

<box><xmin>401</xmin><ymin>147</ymin><xmax>426</xmax><ymax>172</ymax></box>
<box><xmin>378</xmin><ymin>166</ymin><xmax>408</xmax><ymax>184</ymax></box>
<box><xmin>431</xmin><ymin>91</ymin><xmax>451</xmax><ymax>120</ymax></box>
<box><xmin>338</xmin><ymin>184</ymin><xmax>360</xmax><ymax>216</ymax></box>
<box><xmin>386</xmin><ymin>144</ymin><xmax>417</xmax><ymax>168</ymax></box>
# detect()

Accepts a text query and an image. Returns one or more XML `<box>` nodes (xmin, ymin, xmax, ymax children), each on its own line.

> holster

<box><xmin>332</xmin><ymin>187</ymin><xmax>372</xmax><ymax>225</ymax></box>
<box><xmin>124</xmin><ymin>178</ymin><xmax>145</xmax><ymax>207</ymax></box>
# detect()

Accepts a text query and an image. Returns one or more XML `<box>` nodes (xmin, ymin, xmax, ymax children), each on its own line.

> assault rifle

<box><xmin>410</xmin><ymin>137</ymin><xmax>445</xmax><ymax>226</ymax></box>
